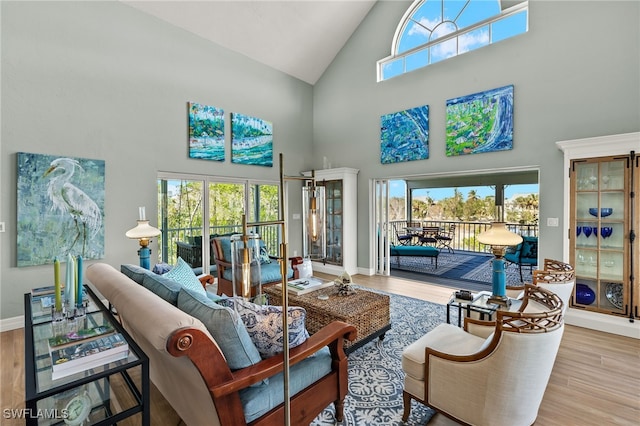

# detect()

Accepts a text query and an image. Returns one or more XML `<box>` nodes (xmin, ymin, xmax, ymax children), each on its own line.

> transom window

<box><xmin>378</xmin><ymin>0</ymin><xmax>529</xmax><ymax>81</ymax></box>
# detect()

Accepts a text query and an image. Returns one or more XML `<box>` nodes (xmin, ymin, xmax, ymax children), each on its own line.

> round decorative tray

<box><xmin>605</xmin><ymin>283</ymin><xmax>623</xmax><ymax>309</ymax></box>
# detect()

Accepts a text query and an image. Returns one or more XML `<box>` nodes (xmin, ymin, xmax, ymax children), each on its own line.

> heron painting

<box><xmin>17</xmin><ymin>152</ymin><xmax>105</xmax><ymax>267</ymax></box>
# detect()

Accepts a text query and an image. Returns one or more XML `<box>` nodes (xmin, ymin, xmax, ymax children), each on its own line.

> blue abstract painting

<box><xmin>17</xmin><ymin>152</ymin><xmax>105</xmax><ymax>267</ymax></box>
<box><xmin>189</xmin><ymin>102</ymin><xmax>225</xmax><ymax>161</ymax></box>
<box><xmin>380</xmin><ymin>105</ymin><xmax>429</xmax><ymax>164</ymax></box>
<box><xmin>231</xmin><ymin>113</ymin><xmax>273</xmax><ymax>167</ymax></box>
<box><xmin>446</xmin><ymin>85</ymin><xmax>514</xmax><ymax>156</ymax></box>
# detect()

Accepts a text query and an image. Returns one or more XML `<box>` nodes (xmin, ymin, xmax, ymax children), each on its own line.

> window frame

<box><xmin>377</xmin><ymin>0</ymin><xmax>529</xmax><ymax>81</ymax></box>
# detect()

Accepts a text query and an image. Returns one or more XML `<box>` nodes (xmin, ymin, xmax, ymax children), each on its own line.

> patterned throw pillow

<box><xmin>177</xmin><ymin>288</ymin><xmax>263</xmax><ymax>371</ymax></box>
<box><xmin>219</xmin><ymin>297</ymin><xmax>309</xmax><ymax>358</ymax></box>
<box><xmin>259</xmin><ymin>245</ymin><xmax>272</xmax><ymax>264</ymax></box>
<box><xmin>164</xmin><ymin>257</ymin><xmax>206</xmax><ymax>297</ymax></box>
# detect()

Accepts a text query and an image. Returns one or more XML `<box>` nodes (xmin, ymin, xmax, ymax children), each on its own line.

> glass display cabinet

<box><xmin>303</xmin><ymin>168</ymin><xmax>359</xmax><ymax>276</ymax></box>
<box><xmin>558</xmin><ymin>132</ymin><xmax>640</xmax><ymax>337</ymax></box>
<box><xmin>570</xmin><ymin>157</ymin><xmax>629</xmax><ymax>315</ymax></box>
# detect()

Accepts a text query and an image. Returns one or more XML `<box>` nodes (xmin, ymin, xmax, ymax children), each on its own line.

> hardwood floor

<box><xmin>2</xmin><ymin>273</ymin><xmax>639</xmax><ymax>425</ymax></box>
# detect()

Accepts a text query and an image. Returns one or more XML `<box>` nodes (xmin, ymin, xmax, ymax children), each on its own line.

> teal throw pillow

<box><xmin>142</xmin><ymin>273</ymin><xmax>182</xmax><ymax>305</ymax></box>
<box><xmin>177</xmin><ymin>288</ymin><xmax>263</xmax><ymax>371</ymax></box>
<box><xmin>164</xmin><ymin>257</ymin><xmax>206</xmax><ymax>297</ymax></box>
<box><xmin>219</xmin><ymin>297</ymin><xmax>309</xmax><ymax>359</ymax></box>
<box><xmin>120</xmin><ymin>264</ymin><xmax>153</xmax><ymax>285</ymax></box>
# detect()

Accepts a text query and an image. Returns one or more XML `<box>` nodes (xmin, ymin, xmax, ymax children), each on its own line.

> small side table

<box><xmin>447</xmin><ymin>291</ymin><xmax>522</xmax><ymax>327</ymax></box>
<box><xmin>24</xmin><ymin>285</ymin><xmax>150</xmax><ymax>425</ymax></box>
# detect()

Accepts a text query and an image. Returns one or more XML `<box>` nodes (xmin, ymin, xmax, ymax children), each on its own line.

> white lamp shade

<box><xmin>477</xmin><ymin>222</ymin><xmax>523</xmax><ymax>247</ymax></box>
<box><xmin>125</xmin><ymin>220</ymin><xmax>161</xmax><ymax>239</ymax></box>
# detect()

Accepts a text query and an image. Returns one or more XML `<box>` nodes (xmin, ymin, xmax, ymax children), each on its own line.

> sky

<box><xmin>389</xmin><ymin>180</ymin><xmax>538</xmax><ymax>201</ymax></box>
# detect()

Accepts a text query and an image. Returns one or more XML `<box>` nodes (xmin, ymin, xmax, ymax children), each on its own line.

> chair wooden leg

<box><xmin>402</xmin><ymin>391</ymin><xmax>413</xmax><ymax>422</ymax></box>
<box><xmin>519</xmin><ymin>264</ymin><xmax>524</xmax><ymax>282</ymax></box>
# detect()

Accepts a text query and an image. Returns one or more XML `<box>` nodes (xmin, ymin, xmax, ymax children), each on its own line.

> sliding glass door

<box><xmin>158</xmin><ymin>173</ymin><xmax>279</xmax><ymax>273</ymax></box>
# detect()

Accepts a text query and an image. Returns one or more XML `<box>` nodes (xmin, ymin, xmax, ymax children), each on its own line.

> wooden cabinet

<box><xmin>558</xmin><ymin>132</ymin><xmax>640</xmax><ymax>336</ymax></box>
<box><xmin>303</xmin><ymin>168</ymin><xmax>359</xmax><ymax>275</ymax></box>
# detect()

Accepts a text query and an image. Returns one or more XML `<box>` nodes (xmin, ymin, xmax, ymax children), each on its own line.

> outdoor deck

<box><xmin>389</xmin><ymin>250</ymin><xmax>534</xmax><ymax>292</ymax></box>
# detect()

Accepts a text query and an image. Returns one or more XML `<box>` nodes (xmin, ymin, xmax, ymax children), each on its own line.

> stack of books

<box><xmin>48</xmin><ymin>325</ymin><xmax>129</xmax><ymax>380</ymax></box>
<box><xmin>285</xmin><ymin>277</ymin><xmax>334</xmax><ymax>295</ymax></box>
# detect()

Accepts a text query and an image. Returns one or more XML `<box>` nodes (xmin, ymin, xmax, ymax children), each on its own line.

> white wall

<box><xmin>312</xmin><ymin>0</ymin><xmax>640</xmax><ymax>269</ymax></box>
<box><xmin>0</xmin><ymin>1</ymin><xmax>313</xmax><ymax>319</ymax></box>
<box><xmin>2</xmin><ymin>1</ymin><xmax>639</xmax><ymax>321</ymax></box>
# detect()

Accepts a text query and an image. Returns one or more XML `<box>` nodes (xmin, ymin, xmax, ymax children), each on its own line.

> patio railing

<box><xmin>390</xmin><ymin>220</ymin><xmax>538</xmax><ymax>253</ymax></box>
<box><xmin>158</xmin><ymin>220</ymin><xmax>538</xmax><ymax>266</ymax></box>
<box><xmin>158</xmin><ymin>224</ymin><xmax>281</xmax><ymax>265</ymax></box>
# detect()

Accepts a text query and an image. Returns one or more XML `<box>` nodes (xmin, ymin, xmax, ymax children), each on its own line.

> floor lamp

<box><xmin>235</xmin><ymin>153</ymin><xmax>323</xmax><ymax>426</ymax></box>
<box><xmin>125</xmin><ymin>207</ymin><xmax>161</xmax><ymax>270</ymax></box>
<box><xmin>477</xmin><ymin>222</ymin><xmax>523</xmax><ymax>306</ymax></box>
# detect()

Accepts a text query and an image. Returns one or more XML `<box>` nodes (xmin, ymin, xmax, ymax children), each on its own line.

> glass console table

<box><xmin>447</xmin><ymin>291</ymin><xmax>523</xmax><ymax>327</ymax></box>
<box><xmin>24</xmin><ymin>285</ymin><xmax>149</xmax><ymax>425</ymax></box>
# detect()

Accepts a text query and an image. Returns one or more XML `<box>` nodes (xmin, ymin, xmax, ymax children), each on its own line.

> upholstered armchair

<box><xmin>402</xmin><ymin>285</ymin><xmax>564</xmax><ymax>426</ymax></box>
<box><xmin>212</xmin><ymin>236</ymin><xmax>301</xmax><ymax>297</ymax></box>
<box><xmin>504</xmin><ymin>235</ymin><xmax>538</xmax><ymax>281</ymax></box>
<box><xmin>506</xmin><ymin>258</ymin><xmax>575</xmax><ymax>314</ymax></box>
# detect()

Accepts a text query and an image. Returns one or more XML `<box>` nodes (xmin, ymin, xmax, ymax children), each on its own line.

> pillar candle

<box><xmin>66</xmin><ymin>254</ymin><xmax>75</xmax><ymax>308</ymax></box>
<box><xmin>54</xmin><ymin>257</ymin><xmax>62</xmax><ymax>311</ymax></box>
<box><xmin>76</xmin><ymin>255</ymin><xmax>83</xmax><ymax>307</ymax></box>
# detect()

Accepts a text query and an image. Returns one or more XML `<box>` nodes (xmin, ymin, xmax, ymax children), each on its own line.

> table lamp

<box><xmin>477</xmin><ymin>222</ymin><xmax>523</xmax><ymax>306</ymax></box>
<box><xmin>125</xmin><ymin>207</ymin><xmax>161</xmax><ymax>269</ymax></box>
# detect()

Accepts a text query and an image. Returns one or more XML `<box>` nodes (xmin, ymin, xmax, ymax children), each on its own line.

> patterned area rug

<box><xmin>461</xmin><ymin>259</ymin><xmax>533</xmax><ymax>285</ymax></box>
<box><xmin>390</xmin><ymin>251</ymin><xmax>532</xmax><ymax>289</ymax></box>
<box><xmin>312</xmin><ymin>289</ymin><xmax>449</xmax><ymax>425</ymax></box>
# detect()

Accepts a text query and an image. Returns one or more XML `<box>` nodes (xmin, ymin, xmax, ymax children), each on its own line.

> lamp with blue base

<box><xmin>125</xmin><ymin>207</ymin><xmax>161</xmax><ymax>270</ymax></box>
<box><xmin>477</xmin><ymin>222</ymin><xmax>523</xmax><ymax>307</ymax></box>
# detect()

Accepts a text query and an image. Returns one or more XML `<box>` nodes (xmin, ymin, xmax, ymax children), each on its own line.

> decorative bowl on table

<box><xmin>588</xmin><ymin>207</ymin><xmax>613</xmax><ymax>217</ymax></box>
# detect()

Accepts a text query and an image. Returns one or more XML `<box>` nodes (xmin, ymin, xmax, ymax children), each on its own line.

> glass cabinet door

<box><xmin>570</xmin><ymin>157</ymin><xmax>628</xmax><ymax>315</ymax></box>
<box><xmin>322</xmin><ymin>180</ymin><xmax>343</xmax><ymax>266</ymax></box>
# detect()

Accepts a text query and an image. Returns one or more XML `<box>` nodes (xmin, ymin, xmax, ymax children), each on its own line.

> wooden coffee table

<box><xmin>264</xmin><ymin>284</ymin><xmax>391</xmax><ymax>354</ymax></box>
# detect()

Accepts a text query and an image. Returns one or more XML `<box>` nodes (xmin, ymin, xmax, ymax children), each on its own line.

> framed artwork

<box><xmin>380</xmin><ymin>105</ymin><xmax>429</xmax><ymax>164</ymax></box>
<box><xmin>446</xmin><ymin>85</ymin><xmax>514</xmax><ymax>156</ymax></box>
<box><xmin>188</xmin><ymin>102</ymin><xmax>225</xmax><ymax>161</ymax></box>
<box><xmin>231</xmin><ymin>113</ymin><xmax>273</xmax><ymax>167</ymax></box>
<box><xmin>17</xmin><ymin>152</ymin><xmax>105</xmax><ymax>267</ymax></box>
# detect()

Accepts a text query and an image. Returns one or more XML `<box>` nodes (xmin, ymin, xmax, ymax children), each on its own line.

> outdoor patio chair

<box><xmin>435</xmin><ymin>224</ymin><xmax>455</xmax><ymax>253</ymax></box>
<box><xmin>394</xmin><ymin>222</ymin><xmax>413</xmax><ymax>245</ymax></box>
<box><xmin>418</xmin><ymin>226</ymin><xmax>440</xmax><ymax>246</ymax></box>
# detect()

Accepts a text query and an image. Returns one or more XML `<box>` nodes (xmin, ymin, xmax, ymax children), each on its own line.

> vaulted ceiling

<box><xmin>123</xmin><ymin>0</ymin><xmax>377</xmax><ymax>85</ymax></box>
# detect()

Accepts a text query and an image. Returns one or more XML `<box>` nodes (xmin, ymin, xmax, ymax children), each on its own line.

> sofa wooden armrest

<box><xmin>167</xmin><ymin>321</ymin><xmax>357</xmax><ymax>425</ymax></box>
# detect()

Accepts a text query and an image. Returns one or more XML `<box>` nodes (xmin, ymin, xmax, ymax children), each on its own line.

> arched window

<box><xmin>378</xmin><ymin>0</ymin><xmax>528</xmax><ymax>81</ymax></box>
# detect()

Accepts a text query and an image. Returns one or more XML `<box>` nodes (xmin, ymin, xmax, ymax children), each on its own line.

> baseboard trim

<box><xmin>565</xmin><ymin>308</ymin><xmax>639</xmax><ymax>339</ymax></box>
<box><xmin>1</xmin><ymin>315</ymin><xmax>24</xmax><ymax>332</ymax></box>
